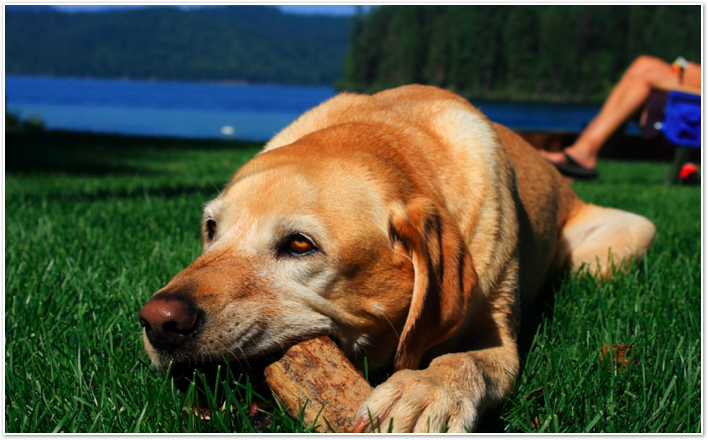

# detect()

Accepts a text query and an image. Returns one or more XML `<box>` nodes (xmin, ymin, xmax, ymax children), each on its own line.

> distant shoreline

<box><xmin>5</xmin><ymin>128</ymin><xmax>266</xmax><ymax>149</ymax></box>
<box><xmin>4</xmin><ymin>73</ymin><xmax>333</xmax><ymax>89</ymax></box>
<box><xmin>6</xmin><ymin>72</ymin><xmax>606</xmax><ymax>105</ymax></box>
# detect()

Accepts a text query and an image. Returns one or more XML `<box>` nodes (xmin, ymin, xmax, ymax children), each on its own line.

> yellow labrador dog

<box><xmin>139</xmin><ymin>85</ymin><xmax>655</xmax><ymax>432</ymax></box>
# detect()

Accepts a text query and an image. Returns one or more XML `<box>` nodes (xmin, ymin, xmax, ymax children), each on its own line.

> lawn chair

<box><xmin>640</xmin><ymin>82</ymin><xmax>701</xmax><ymax>184</ymax></box>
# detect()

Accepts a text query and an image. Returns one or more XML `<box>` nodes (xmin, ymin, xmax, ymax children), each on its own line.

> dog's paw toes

<box><xmin>353</xmin><ymin>369</ymin><xmax>477</xmax><ymax>433</ymax></box>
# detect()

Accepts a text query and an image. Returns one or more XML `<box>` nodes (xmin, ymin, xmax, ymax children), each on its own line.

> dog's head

<box><xmin>139</xmin><ymin>124</ymin><xmax>477</xmax><ymax>382</ymax></box>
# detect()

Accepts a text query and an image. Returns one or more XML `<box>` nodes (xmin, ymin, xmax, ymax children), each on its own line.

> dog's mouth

<box><xmin>156</xmin><ymin>331</ymin><xmax>335</xmax><ymax>425</ymax></box>
<box><xmin>166</xmin><ymin>352</ymin><xmax>281</xmax><ymax>422</ymax></box>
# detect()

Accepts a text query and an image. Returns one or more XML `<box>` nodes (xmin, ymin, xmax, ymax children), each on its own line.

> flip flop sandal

<box><xmin>553</xmin><ymin>153</ymin><xmax>598</xmax><ymax>179</ymax></box>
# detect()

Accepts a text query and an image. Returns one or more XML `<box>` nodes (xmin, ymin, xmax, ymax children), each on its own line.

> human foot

<box><xmin>539</xmin><ymin>149</ymin><xmax>598</xmax><ymax>179</ymax></box>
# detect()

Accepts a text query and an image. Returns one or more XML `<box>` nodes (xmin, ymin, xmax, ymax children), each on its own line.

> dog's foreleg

<box><xmin>352</xmin><ymin>339</ymin><xmax>519</xmax><ymax>433</ymax></box>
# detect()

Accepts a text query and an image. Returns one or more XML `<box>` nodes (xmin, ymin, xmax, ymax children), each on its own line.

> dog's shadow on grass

<box><xmin>6</xmin><ymin>131</ymin><xmax>258</xmax><ymax>176</ymax></box>
<box><xmin>475</xmin><ymin>276</ymin><xmax>559</xmax><ymax>433</ymax></box>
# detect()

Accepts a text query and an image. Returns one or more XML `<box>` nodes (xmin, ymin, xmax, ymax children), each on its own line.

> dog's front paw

<box><xmin>352</xmin><ymin>368</ymin><xmax>479</xmax><ymax>433</ymax></box>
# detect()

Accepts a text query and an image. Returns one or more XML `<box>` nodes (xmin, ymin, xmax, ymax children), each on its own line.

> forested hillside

<box><xmin>5</xmin><ymin>6</ymin><xmax>350</xmax><ymax>85</ymax></box>
<box><xmin>338</xmin><ymin>5</ymin><xmax>701</xmax><ymax>102</ymax></box>
<box><xmin>7</xmin><ymin>5</ymin><xmax>702</xmax><ymax>100</ymax></box>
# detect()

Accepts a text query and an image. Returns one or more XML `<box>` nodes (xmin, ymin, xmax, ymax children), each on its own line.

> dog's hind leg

<box><xmin>557</xmin><ymin>204</ymin><xmax>656</xmax><ymax>279</ymax></box>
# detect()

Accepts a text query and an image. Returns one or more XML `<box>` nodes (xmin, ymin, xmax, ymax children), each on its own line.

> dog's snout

<box><xmin>139</xmin><ymin>297</ymin><xmax>200</xmax><ymax>352</ymax></box>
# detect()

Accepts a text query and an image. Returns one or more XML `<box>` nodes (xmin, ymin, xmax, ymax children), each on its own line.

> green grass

<box><xmin>498</xmin><ymin>160</ymin><xmax>702</xmax><ymax>433</ymax></box>
<box><xmin>5</xmin><ymin>132</ymin><xmax>701</xmax><ymax>433</ymax></box>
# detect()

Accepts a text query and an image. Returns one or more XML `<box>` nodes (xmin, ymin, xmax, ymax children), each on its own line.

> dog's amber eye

<box><xmin>289</xmin><ymin>234</ymin><xmax>315</xmax><ymax>254</ymax></box>
<box><xmin>205</xmin><ymin>219</ymin><xmax>217</xmax><ymax>241</ymax></box>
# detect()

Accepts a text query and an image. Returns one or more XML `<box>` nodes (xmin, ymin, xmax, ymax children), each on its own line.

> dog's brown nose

<box><xmin>139</xmin><ymin>297</ymin><xmax>200</xmax><ymax>352</ymax></box>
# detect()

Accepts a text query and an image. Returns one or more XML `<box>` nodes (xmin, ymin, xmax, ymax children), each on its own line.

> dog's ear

<box><xmin>389</xmin><ymin>196</ymin><xmax>478</xmax><ymax>371</ymax></box>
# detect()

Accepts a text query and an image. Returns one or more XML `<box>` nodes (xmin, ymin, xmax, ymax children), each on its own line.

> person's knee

<box><xmin>684</xmin><ymin>62</ymin><xmax>701</xmax><ymax>88</ymax></box>
<box><xmin>625</xmin><ymin>55</ymin><xmax>673</xmax><ymax>84</ymax></box>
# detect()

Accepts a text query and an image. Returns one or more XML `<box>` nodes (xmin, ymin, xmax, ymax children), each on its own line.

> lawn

<box><xmin>5</xmin><ymin>131</ymin><xmax>701</xmax><ymax>433</ymax></box>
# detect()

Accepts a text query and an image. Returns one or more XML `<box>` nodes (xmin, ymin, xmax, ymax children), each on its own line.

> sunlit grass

<box><xmin>499</xmin><ymin>160</ymin><xmax>701</xmax><ymax>433</ymax></box>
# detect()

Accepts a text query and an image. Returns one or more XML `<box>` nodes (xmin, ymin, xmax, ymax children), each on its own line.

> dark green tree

<box><xmin>338</xmin><ymin>5</ymin><xmax>701</xmax><ymax>102</ymax></box>
<box><xmin>502</xmin><ymin>6</ymin><xmax>539</xmax><ymax>97</ymax></box>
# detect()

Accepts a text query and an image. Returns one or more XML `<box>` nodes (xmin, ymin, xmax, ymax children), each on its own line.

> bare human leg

<box><xmin>540</xmin><ymin>56</ymin><xmax>700</xmax><ymax>174</ymax></box>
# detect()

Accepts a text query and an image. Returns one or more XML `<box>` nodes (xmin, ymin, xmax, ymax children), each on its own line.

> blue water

<box><xmin>5</xmin><ymin>75</ymin><xmax>612</xmax><ymax>141</ymax></box>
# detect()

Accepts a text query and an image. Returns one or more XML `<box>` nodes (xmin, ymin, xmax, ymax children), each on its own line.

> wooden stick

<box><xmin>264</xmin><ymin>336</ymin><xmax>373</xmax><ymax>432</ymax></box>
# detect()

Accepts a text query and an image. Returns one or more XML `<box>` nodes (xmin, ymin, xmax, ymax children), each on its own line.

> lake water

<box><xmin>5</xmin><ymin>75</ymin><xmax>613</xmax><ymax>141</ymax></box>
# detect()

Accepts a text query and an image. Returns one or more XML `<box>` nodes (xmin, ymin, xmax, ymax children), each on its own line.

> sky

<box><xmin>50</xmin><ymin>4</ymin><xmax>371</xmax><ymax>16</ymax></box>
